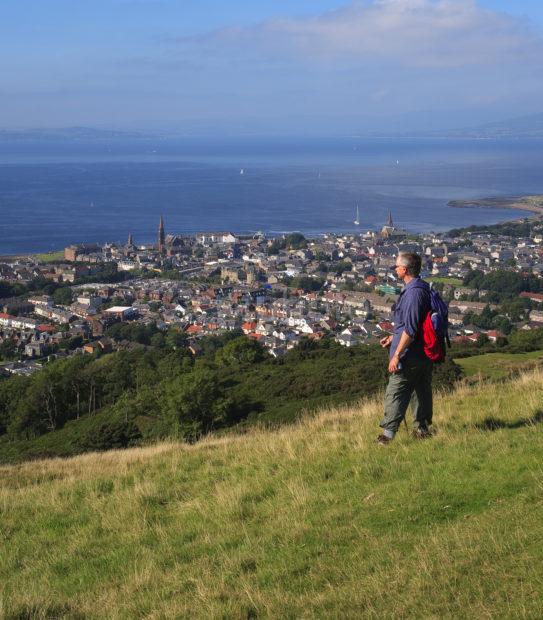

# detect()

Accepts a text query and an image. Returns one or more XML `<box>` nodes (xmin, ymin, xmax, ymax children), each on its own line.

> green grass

<box><xmin>31</xmin><ymin>250</ymin><xmax>65</xmax><ymax>263</ymax></box>
<box><xmin>455</xmin><ymin>349</ymin><xmax>543</xmax><ymax>380</ymax></box>
<box><xmin>428</xmin><ymin>276</ymin><xmax>464</xmax><ymax>287</ymax></box>
<box><xmin>1</xmin><ymin>372</ymin><xmax>543</xmax><ymax>618</ymax></box>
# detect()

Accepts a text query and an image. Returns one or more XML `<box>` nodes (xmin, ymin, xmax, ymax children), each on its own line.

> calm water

<box><xmin>1</xmin><ymin>136</ymin><xmax>542</xmax><ymax>254</ymax></box>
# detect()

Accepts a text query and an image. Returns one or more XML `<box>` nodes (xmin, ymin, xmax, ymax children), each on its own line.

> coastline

<box><xmin>448</xmin><ymin>194</ymin><xmax>543</xmax><ymax>218</ymax></box>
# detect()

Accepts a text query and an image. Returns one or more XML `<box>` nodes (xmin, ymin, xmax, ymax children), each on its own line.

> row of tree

<box><xmin>463</xmin><ymin>269</ymin><xmax>543</xmax><ymax>297</ymax></box>
<box><xmin>448</xmin><ymin>220</ymin><xmax>536</xmax><ymax>238</ymax></box>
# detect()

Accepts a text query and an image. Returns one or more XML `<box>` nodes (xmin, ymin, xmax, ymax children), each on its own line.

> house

<box><xmin>185</xmin><ymin>324</ymin><xmax>203</xmax><ymax>335</ymax></box>
<box><xmin>336</xmin><ymin>331</ymin><xmax>360</xmax><ymax>347</ymax></box>
<box><xmin>377</xmin><ymin>321</ymin><xmax>394</xmax><ymax>332</ymax></box>
<box><xmin>520</xmin><ymin>292</ymin><xmax>543</xmax><ymax>304</ymax></box>
<box><xmin>103</xmin><ymin>306</ymin><xmax>137</xmax><ymax>320</ymax></box>
<box><xmin>25</xmin><ymin>341</ymin><xmax>48</xmax><ymax>358</ymax></box>
<box><xmin>529</xmin><ymin>310</ymin><xmax>543</xmax><ymax>323</ymax></box>
<box><xmin>241</xmin><ymin>321</ymin><xmax>257</xmax><ymax>334</ymax></box>
<box><xmin>83</xmin><ymin>342</ymin><xmax>102</xmax><ymax>354</ymax></box>
<box><xmin>485</xmin><ymin>330</ymin><xmax>504</xmax><ymax>342</ymax></box>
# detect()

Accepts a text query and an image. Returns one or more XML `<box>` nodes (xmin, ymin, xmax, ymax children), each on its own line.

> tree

<box><xmin>162</xmin><ymin>368</ymin><xmax>230</xmax><ymax>440</ymax></box>
<box><xmin>0</xmin><ymin>339</ymin><xmax>18</xmax><ymax>361</ymax></box>
<box><xmin>61</xmin><ymin>355</ymin><xmax>92</xmax><ymax>420</ymax></box>
<box><xmin>53</xmin><ymin>287</ymin><xmax>73</xmax><ymax>306</ymax></box>
<box><xmin>491</xmin><ymin>315</ymin><xmax>512</xmax><ymax>335</ymax></box>
<box><xmin>0</xmin><ymin>375</ymin><xmax>28</xmax><ymax>435</ymax></box>
<box><xmin>285</xmin><ymin>232</ymin><xmax>307</xmax><ymax>249</ymax></box>
<box><xmin>8</xmin><ymin>365</ymin><xmax>67</xmax><ymax>437</ymax></box>
<box><xmin>199</xmin><ymin>330</ymin><xmax>243</xmax><ymax>357</ymax></box>
<box><xmin>330</xmin><ymin>261</ymin><xmax>352</xmax><ymax>276</ymax></box>
<box><xmin>150</xmin><ymin>333</ymin><xmax>166</xmax><ymax>349</ymax></box>
<box><xmin>58</xmin><ymin>336</ymin><xmax>83</xmax><ymax>351</ymax></box>
<box><xmin>215</xmin><ymin>336</ymin><xmax>266</xmax><ymax>366</ymax></box>
<box><xmin>0</xmin><ymin>282</ymin><xmax>16</xmax><ymax>298</ymax></box>
<box><xmin>42</xmin><ymin>282</ymin><xmax>60</xmax><ymax>296</ymax></box>
<box><xmin>290</xmin><ymin>276</ymin><xmax>325</xmax><ymax>293</ymax></box>
<box><xmin>165</xmin><ymin>329</ymin><xmax>187</xmax><ymax>350</ymax></box>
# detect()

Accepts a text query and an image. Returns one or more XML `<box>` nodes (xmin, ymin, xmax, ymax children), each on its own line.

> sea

<box><xmin>1</xmin><ymin>136</ymin><xmax>543</xmax><ymax>255</ymax></box>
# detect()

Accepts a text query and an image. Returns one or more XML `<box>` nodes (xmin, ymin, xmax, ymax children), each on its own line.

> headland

<box><xmin>448</xmin><ymin>194</ymin><xmax>543</xmax><ymax>217</ymax></box>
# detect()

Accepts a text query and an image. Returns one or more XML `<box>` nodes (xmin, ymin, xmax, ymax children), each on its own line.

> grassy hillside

<box><xmin>1</xmin><ymin>372</ymin><xmax>543</xmax><ymax>618</ymax></box>
<box><xmin>455</xmin><ymin>349</ymin><xmax>543</xmax><ymax>380</ymax></box>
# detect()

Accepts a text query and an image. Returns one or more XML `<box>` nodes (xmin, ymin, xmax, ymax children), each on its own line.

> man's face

<box><xmin>394</xmin><ymin>261</ymin><xmax>407</xmax><ymax>280</ymax></box>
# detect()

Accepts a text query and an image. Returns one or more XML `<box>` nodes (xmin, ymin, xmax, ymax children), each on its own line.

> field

<box><xmin>427</xmin><ymin>276</ymin><xmax>464</xmax><ymax>287</ymax></box>
<box><xmin>455</xmin><ymin>349</ymin><xmax>543</xmax><ymax>380</ymax></box>
<box><xmin>1</xmin><ymin>372</ymin><xmax>543</xmax><ymax>618</ymax></box>
<box><xmin>31</xmin><ymin>250</ymin><xmax>65</xmax><ymax>263</ymax></box>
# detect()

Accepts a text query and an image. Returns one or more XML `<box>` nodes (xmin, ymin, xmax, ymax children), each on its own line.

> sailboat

<box><xmin>353</xmin><ymin>205</ymin><xmax>360</xmax><ymax>226</ymax></box>
<box><xmin>240</xmin><ymin>168</ymin><xmax>245</xmax><ymax>175</ymax></box>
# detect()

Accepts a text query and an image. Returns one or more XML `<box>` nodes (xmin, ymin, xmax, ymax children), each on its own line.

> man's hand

<box><xmin>380</xmin><ymin>335</ymin><xmax>393</xmax><ymax>348</ymax></box>
<box><xmin>388</xmin><ymin>354</ymin><xmax>401</xmax><ymax>373</ymax></box>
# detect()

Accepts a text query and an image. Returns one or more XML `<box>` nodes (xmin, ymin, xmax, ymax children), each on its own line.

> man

<box><xmin>378</xmin><ymin>252</ymin><xmax>432</xmax><ymax>444</ymax></box>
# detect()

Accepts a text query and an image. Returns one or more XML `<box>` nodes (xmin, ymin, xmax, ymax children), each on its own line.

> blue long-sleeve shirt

<box><xmin>390</xmin><ymin>277</ymin><xmax>431</xmax><ymax>360</ymax></box>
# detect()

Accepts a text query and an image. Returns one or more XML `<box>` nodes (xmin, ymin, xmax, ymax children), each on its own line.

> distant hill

<box><xmin>444</xmin><ymin>112</ymin><xmax>543</xmax><ymax>138</ymax></box>
<box><xmin>382</xmin><ymin>112</ymin><xmax>543</xmax><ymax>139</ymax></box>
<box><xmin>4</xmin><ymin>114</ymin><xmax>543</xmax><ymax>141</ymax></box>
<box><xmin>360</xmin><ymin>111</ymin><xmax>543</xmax><ymax>139</ymax></box>
<box><xmin>0</xmin><ymin>126</ymin><xmax>153</xmax><ymax>141</ymax></box>
<box><xmin>1</xmin><ymin>370</ymin><xmax>542</xmax><ymax>617</ymax></box>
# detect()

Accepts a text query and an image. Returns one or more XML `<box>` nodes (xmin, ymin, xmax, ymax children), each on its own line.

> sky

<box><xmin>1</xmin><ymin>0</ymin><xmax>543</xmax><ymax>135</ymax></box>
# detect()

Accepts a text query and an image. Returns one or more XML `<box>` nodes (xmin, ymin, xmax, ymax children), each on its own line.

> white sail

<box><xmin>354</xmin><ymin>205</ymin><xmax>360</xmax><ymax>226</ymax></box>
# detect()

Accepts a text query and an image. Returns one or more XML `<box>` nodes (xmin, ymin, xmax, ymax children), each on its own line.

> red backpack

<box><xmin>421</xmin><ymin>288</ymin><xmax>449</xmax><ymax>363</ymax></box>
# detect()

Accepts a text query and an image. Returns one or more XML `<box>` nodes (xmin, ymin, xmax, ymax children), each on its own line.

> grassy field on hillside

<box><xmin>455</xmin><ymin>349</ymin><xmax>543</xmax><ymax>380</ymax></box>
<box><xmin>1</xmin><ymin>373</ymin><xmax>543</xmax><ymax>618</ymax></box>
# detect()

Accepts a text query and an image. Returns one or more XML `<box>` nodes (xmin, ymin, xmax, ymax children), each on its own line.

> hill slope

<box><xmin>1</xmin><ymin>373</ymin><xmax>543</xmax><ymax>618</ymax></box>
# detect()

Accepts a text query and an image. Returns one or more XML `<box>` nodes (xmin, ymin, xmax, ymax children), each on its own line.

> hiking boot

<box><xmin>377</xmin><ymin>434</ymin><xmax>392</xmax><ymax>445</ymax></box>
<box><xmin>412</xmin><ymin>428</ymin><xmax>432</xmax><ymax>439</ymax></box>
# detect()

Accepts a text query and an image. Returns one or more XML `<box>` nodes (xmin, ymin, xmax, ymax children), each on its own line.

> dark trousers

<box><xmin>380</xmin><ymin>356</ymin><xmax>433</xmax><ymax>434</ymax></box>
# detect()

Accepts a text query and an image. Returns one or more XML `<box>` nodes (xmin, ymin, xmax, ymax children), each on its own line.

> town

<box><xmin>2</xmin><ymin>213</ymin><xmax>543</xmax><ymax>377</ymax></box>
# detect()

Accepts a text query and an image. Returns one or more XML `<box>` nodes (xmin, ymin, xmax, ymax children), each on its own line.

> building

<box><xmin>380</xmin><ymin>211</ymin><xmax>406</xmax><ymax>239</ymax></box>
<box><xmin>64</xmin><ymin>244</ymin><xmax>101</xmax><ymax>262</ymax></box>
<box><xmin>197</xmin><ymin>232</ymin><xmax>237</xmax><ymax>245</ymax></box>
<box><xmin>158</xmin><ymin>216</ymin><xmax>166</xmax><ymax>254</ymax></box>
<box><xmin>103</xmin><ymin>306</ymin><xmax>137</xmax><ymax>320</ymax></box>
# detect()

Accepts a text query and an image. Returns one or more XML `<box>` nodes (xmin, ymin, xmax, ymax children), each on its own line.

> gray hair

<box><xmin>397</xmin><ymin>252</ymin><xmax>422</xmax><ymax>276</ymax></box>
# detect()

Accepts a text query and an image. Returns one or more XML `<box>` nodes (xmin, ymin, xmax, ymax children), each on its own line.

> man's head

<box><xmin>395</xmin><ymin>252</ymin><xmax>421</xmax><ymax>281</ymax></box>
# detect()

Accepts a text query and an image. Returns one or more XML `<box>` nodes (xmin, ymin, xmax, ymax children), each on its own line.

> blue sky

<box><xmin>2</xmin><ymin>1</ymin><xmax>543</xmax><ymax>134</ymax></box>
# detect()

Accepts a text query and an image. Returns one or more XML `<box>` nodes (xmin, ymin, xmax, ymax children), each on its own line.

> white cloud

<box><xmin>49</xmin><ymin>0</ymin><xmax>540</xmax><ymax>132</ymax></box>
<box><xmin>187</xmin><ymin>0</ymin><xmax>543</xmax><ymax>70</ymax></box>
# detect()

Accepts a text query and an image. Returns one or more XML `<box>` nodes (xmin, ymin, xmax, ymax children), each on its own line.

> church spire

<box><xmin>387</xmin><ymin>210</ymin><xmax>394</xmax><ymax>227</ymax></box>
<box><xmin>158</xmin><ymin>215</ymin><xmax>165</xmax><ymax>254</ymax></box>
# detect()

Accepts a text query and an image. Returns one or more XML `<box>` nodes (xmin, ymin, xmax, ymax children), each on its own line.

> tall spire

<box><xmin>387</xmin><ymin>210</ymin><xmax>394</xmax><ymax>227</ymax></box>
<box><xmin>158</xmin><ymin>215</ymin><xmax>165</xmax><ymax>254</ymax></box>
<box><xmin>127</xmin><ymin>233</ymin><xmax>133</xmax><ymax>246</ymax></box>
